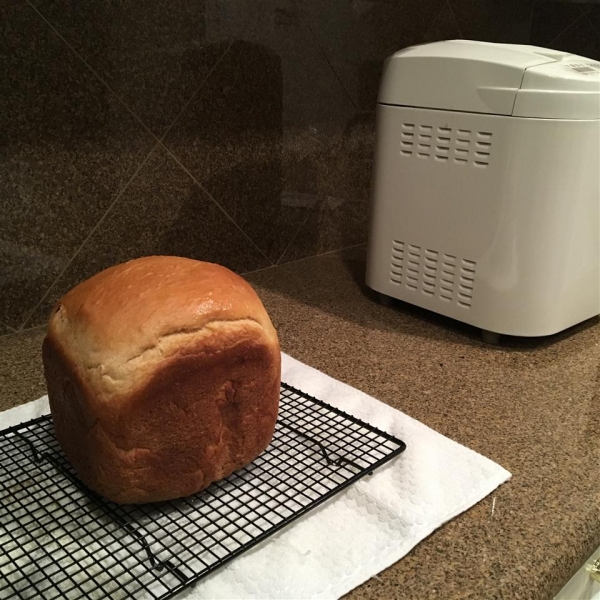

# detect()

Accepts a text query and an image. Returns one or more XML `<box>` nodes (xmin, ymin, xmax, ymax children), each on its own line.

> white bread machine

<box><xmin>366</xmin><ymin>41</ymin><xmax>600</xmax><ymax>338</ymax></box>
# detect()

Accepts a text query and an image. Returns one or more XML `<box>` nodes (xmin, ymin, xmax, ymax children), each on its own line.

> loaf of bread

<box><xmin>42</xmin><ymin>256</ymin><xmax>281</xmax><ymax>504</ymax></box>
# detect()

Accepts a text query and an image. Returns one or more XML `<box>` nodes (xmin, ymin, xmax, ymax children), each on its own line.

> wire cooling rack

<box><xmin>0</xmin><ymin>383</ymin><xmax>406</xmax><ymax>600</ymax></box>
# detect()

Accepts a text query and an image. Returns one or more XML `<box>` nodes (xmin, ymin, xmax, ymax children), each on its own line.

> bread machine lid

<box><xmin>513</xmin><ymin>54</ymin><xmax>600</xmax><ymax>119</ymax></box>
<box><xmin>378</xmin><ymin>40</ymin><xmax>600</xmax><ymax>119</ymax></box>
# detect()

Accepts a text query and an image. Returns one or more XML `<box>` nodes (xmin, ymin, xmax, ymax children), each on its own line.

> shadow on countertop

<box><xmin>247</xmin><ymin>243</ymin><xmax>600</xmax><ymax>352</ymax></box>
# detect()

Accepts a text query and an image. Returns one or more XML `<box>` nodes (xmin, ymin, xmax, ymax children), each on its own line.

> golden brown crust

<box><xmin>42</xmin><ymin>257</ymin><xmax>280</xmax><ymax>504</ymax></box>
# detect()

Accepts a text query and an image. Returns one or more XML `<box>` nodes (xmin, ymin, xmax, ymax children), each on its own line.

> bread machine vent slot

<box><xmin>457</xmin><ymin>259</ymin><xmax>476</xmax><ymax>307</ymax></box>
<box><xmin>396</xmin><ymin>124</ymin><xmax>494</xmax><ymax>166</ymax></box>
<box><xmin>391</xmin><ymin>240</ymin><xmax>404</xmax><ymax>283</ymax></box>
<box><xmin>400</xmin><ymin>123</ymin><xmax>415</xmax><ymax>156</ymax></box>
<box><xmin>390</xmin><ymin>240</ymin><xmax>477</xmax><ymax>308</ymax></box>
<box><xmin>440</xmin><ymin>254</ymin><xmax>457</xmax><ymax>301</ymax></box>
<box><xmin>417</xmin><ymin>124</ymin><xmax>432</xmax><ymax>158</ymax></box>
<box><xmin>406</xmin><ymin>244</ymin><xmax>421</xmax><ymax>290</ymax></box>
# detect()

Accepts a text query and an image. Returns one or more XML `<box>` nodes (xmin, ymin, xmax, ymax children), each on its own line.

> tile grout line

<box><xmin>11</xmin><ymin>323</ymin><xmax>47</xmax><ymax>334</ymax></box>
<box><xmin>0</xmin><ymin>323</ymin><xmax>48</xmax><ymax>338</ymax></box>
<box><xmin>446</xmin><ymin>0</ymin><xmax>464</xmax><ymax>39</ymax></box>
<box><xmin>280</xmin><ymin>240</ymin><xmax>367</xmax><ymax>269</ymax></box>
<box><xmin>274</xmin><ymin>201</ymin><xmax>317</xmax><ymax>266</ymax></box>
<box><xmin>27</xmin><ymin>2</ymin><xmax>298</xmax><ymax>275</ymax></box>
<box><xmin>422</xmin><ymin>2</ymin><xmax>449</xmax><ymax>41</ymax></box>
<box><xmin>18</xmin><ymin>139</ymin><xmax>163</xmax><ymax>331</ymax></box>
<box><xmin>19</xmin><ymin>1</ymin><xmax>165</xmax><ymax>330</ymax></box>
<box><xmin>22</xmin><ymin>2</ymin><xmax>368</xmax><ymax>307</ymax></box>
<box><xmin>15</xmin><ymin>0</ymin><xmax>160</xmax><ymax>332</ymax></box>
<box><xmin>157</xmin><ymin>29</ymin><xmax>274</xmax><ymax>263</ymax></box>
<box><xmin>0</xmin><ymin>321</ymin><xmax>17</xmax><ymax>334</ymax></box>
<box><xmin>582</xmin><ymin>6</ymin><xmax>598</xmax><ymax>36</ymax></box>
<box><xmin>25</xmin><ymin>0</ymin><xmax>159</xmax><ymax>143</ymax></box>
<box><xmin>158</xmin><ymin>38</ymin><xmax>277</xmax><ymax>269</ymax></box>
<box><xmin>33</xmin><ymin>2</ymin><xmax>267</xmax><ymax>270</ymax></box>
<box><xmin>29</xmin><ymin>0</ymin><xmax>236</xmax><ymax>147</ymax></box>
<box><xmin>292</xmin><ymin>0</ymin><xmax>358</xmax><ymax>113</ymax></box>
<box><xmin>160</xmin><ymin>144</ymin><xmax>274</xmax><ymax>267</ymax></box>
<box><xmin>548</xmin><ymin>5</ymin><xmax>593</xmax><ymax>46</ymax></box>
<box><xmin>244</xmin><ymin>241</ymin><xmax>368</xmax><ymax>277</ymax></box>
<box><xmin>21</xmin><ymin>6</ymin><xmax>263</xmax><ymax>323</ymax></box>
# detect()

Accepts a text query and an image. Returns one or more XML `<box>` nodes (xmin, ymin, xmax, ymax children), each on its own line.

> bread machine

<box><xmin>366</xmin><ymin>41</ymin><xmax>600</xmax><ymax>339</ymax></box>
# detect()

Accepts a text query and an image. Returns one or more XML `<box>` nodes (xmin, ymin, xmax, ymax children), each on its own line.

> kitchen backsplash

<box><xmin>1</xmin><ymin>0</ymin><xmax>598</xmax><ymax>332</ymax></box>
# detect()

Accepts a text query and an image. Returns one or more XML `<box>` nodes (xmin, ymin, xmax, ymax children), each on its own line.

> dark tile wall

<box><xmin>1</xmin><ymin>0</ymin><xmax>599</xmax><ymax>330</ymax></box>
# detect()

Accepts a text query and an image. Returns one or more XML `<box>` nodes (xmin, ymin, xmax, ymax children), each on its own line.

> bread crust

<box><xmin>42</xmin><ymin>256</ymin><xmax>280</xmax><ymax>504</ymax></box>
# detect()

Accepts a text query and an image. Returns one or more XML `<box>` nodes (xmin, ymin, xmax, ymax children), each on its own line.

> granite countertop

<box><xmin>1</xmin><ymin>245</ymin><xmax>599</xmax><ymax>599</ymax></box>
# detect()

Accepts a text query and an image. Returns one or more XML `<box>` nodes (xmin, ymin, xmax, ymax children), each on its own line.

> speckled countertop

<box><xmin>1</xmin><ymin>245</ymin><xmax>599</xmax><ymax>599</ymax></box>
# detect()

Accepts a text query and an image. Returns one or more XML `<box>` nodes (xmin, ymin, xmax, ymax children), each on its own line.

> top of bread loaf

<box><xmin>46</xmin><ymin>256</ymin><xmax>277</xmax><ymax>397</ymax></box>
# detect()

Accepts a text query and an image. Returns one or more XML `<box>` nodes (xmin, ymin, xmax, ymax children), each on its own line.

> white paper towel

<box><xmin>0</xmin><ymin>353</ymin><xmax>511</xmax><ymax>600</ymax></box>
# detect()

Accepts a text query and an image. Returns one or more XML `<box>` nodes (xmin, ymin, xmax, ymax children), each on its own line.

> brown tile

<box><xmin>421</xmin><ymin>3</ymin><xmax>463</xmax><ymax>43</ymax></box>
<box><xmin>550</xmin><ymin>13</ymin><xmax>600</xmax><ymax>61</ymax></box>
<box><xmin>0</xmin><ymin>2</ymin><xmax>155</xmax><ymax>330</ymax></box>
<box><xmin>298</xmin><ymin>0</ymin><xmax>446</xmax><ymax>111</ymax></box>
<box><xmin>165</xmin><ymin>8</ymin><xmax>357</xmax><ymax>263</ymax></box>
<box><xmin>0</xmin><ymin>327</ymin><xmax>47</xmax><ymax>413</ymax></box>
<box><xmin>32</xmin><ymin>0</ymin><xmax>232</xmax><ymax>136</ymax></box>
<box><xmin>23</xmin><ymin>145</ymin><xmax>271</xmax><ymax>328</ymax></box>
<box><xmin>449</xmin><ymin>0</ymin><xmax>533</xmax><ymax>43</ymax></box>
<box><xmin>530</xmin><ymin>1</ymin><xmax>590</xmax><ymax>47</ymax></box>
<box><xmin>278</xmin><ymin>116</ymin><xmax>375</xmax><ymax>263</ymax></box>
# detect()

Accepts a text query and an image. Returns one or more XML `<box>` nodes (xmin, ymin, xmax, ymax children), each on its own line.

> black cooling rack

<box><xmin>0</xmin><ymin>383</ymin><xmax>406</xmax><ymax>600</ymax></box>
